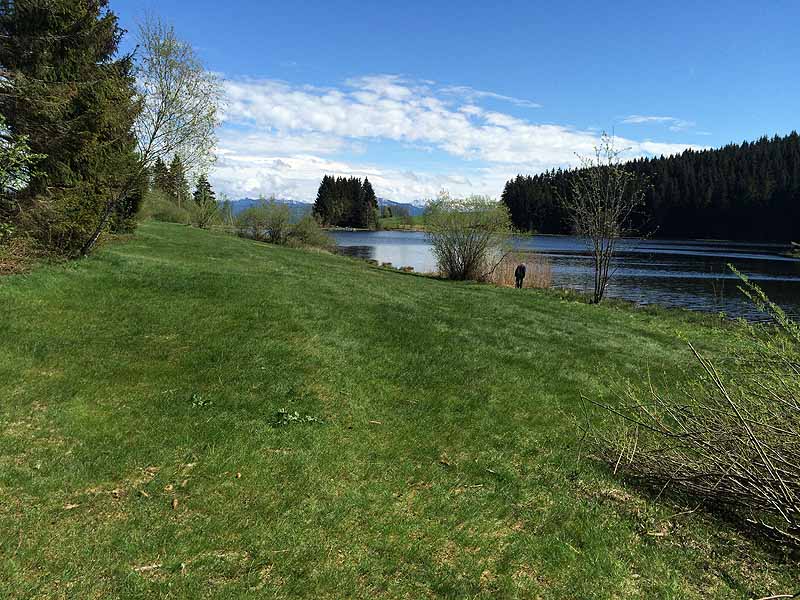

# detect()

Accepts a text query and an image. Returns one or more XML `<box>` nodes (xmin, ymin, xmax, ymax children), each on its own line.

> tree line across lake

<box><xmin>502</xmin><ymin>132</ymin><xmax>800</xmax><ymax>241</ymax></box>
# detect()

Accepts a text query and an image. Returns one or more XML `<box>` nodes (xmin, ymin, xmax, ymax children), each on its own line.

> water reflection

<box><xmin>332</xmin><ymin>231</ymin><xmax>800</xmax><ymax>321</ymax></box>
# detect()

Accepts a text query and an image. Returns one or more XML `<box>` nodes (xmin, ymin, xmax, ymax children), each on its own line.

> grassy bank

<box><xmin>379</xmin><ymin>214</ymin><xmax>427</xmax><ymax>230</ymax></box>
<box><xmin>1</xmin><ymin>222</ymin><xmax>796</xmax><ymax>599</ymax></box>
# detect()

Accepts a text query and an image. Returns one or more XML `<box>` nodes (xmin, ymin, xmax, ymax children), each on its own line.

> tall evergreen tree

<box><xmin>313</xmin><ymin>175</ymin><xmax>336</xmax><ymax>225</ymax></box>
<box><xmin>190</xmin><ymin>173</ymin><xmax>217</xmax><ymax>228</ymax></box>
<box><xmin>152</xmin><ymin>157</ymin><xmax>170</xmax><ymax>193</ymax></box>
<box><xmin>0</xmin><ymin>0</ymin><xmax>139</xmax><ymax>254</ymax></box>
<box><xmin>358</xmin><ymin>177</ymin><xmax>378</xmax><ymax>229</ymax></box>
<box><xmin>168</xmin><ymin>154</ymin><xmax>190</xmax><ymax>208</ymax></box>
<box><xmin>192</xmin><ymin>173</ymin><xmax>215</xmax><ymax>206</ymax></box>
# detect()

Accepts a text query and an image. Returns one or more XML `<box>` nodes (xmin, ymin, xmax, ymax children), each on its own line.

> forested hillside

<box><xmin>502</xmin><ymin>132</ymin><xmax>800</xmax><ymax>241</ymax></box>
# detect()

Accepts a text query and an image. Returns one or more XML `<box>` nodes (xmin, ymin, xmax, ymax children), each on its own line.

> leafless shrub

<box><xmin>560</xmin><ymin>133</ymin><xmax>648</xmax><ymax>303</ymax></box>
<box><xmin>583</xmin><ymin>269</ymin><xmax>800</xmax><ymax>548</ymax></box>
<box><xmin>491</xmin><ymin>251</ymin><xmax>552</xmax><ymax>289</ymax></box>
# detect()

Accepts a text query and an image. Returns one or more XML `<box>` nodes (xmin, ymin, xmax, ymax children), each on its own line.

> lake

<box><xmin>331</xmin><ymin>230</ymin><xmax>800</xmax><ymax>321</ymax></box>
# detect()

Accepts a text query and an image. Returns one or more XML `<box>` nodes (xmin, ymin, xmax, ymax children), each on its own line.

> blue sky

<box><xmin>114</xmin><ymin>1</ymin><xmax>799</xmax><ymax>202</ymax></box>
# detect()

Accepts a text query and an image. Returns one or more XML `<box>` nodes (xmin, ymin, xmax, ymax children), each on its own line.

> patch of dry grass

<box><xmin>490</xmin><ymin>251</ymin><xmax>552</xmax><ymax>289</ymax></box>
<box><xmin>0</xmin><ymin>237</ymin><xmax>46</xmax><ymax>274</ymax></box>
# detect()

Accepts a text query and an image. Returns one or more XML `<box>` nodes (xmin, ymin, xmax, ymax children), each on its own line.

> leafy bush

<box><xmin>0</xmin><ymin>220</ymin><xmax>15</xmax><ymax>245</ymax></box>
<box><xmin>189</xmin><ymin>197</ymin><xmax>218</xmax><ymax>229</ymax></box>
<box><xmin>139</xmin><ymin>189</ymin><xmax>190</xmax><ymax>224</ymax></box>
<box><xmin>584</xmin><ymin>270</ymin><xmax>800</xmax><ymax>547</ymax></box>
<box><xmin>17</xmin><ymin>183</ymin><xmax>120</xmax><ymax>255</ymax></box>
<box><xmin>287</xmin><ymin>213</ymin><xmax>333</xmax><ymax>250</ymax></box>
<box><xmin>237</xmin><ymin>202</ymin><xmax>332</xmax><ymax>250</ymax></box>
<box><xmin>235</xmin><ymin>199</ymin><xmax>291</xmax><ymax>244</ymax></box>
<box><xmin>425</xmin><ymin>193</ymin><xmax>512</xmax><ymax>280</ymax></box>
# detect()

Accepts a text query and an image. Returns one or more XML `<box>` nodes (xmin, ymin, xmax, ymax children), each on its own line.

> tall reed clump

<box><xmin>582</xmin><ymin>267</ymin><xmax>800</xmax><ymax>548</ymax></box>
<box><xmin>491</xmin><ymin>251</ymin><xmax>552</xmax><ymax>289</ymax></box>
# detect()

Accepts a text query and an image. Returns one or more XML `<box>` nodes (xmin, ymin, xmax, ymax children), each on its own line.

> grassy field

<box><xmin>378</xmin><ymin>215</ymin><xmax>427</xmax><ymax>230</ymax></box>
<box><xmin>1</xmin><ymin>222</ymin><xmax>796</xmax><ymax>599</ymax></box>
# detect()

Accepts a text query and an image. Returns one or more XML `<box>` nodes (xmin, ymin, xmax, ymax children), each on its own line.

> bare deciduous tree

<box><xmin>133</xmin><ymin>16</ymin><xmax>220</xmax><ymax>174</ymax></box>
<box><xmin>80</xmin><ymin>16</ymin><xmax>221</xmax><ymax>255</ymax></box>
<box><xmin>561</xmin><ymin>133</ymin><xmax>647</xmax><ymax>303</ymax></box>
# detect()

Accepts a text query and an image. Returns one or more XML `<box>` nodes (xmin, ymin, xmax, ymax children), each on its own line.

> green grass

<box><xmin>379</xmin><ymin>214</ymin><xmax>426</xmax><ymax>230</ymax></box>
<box><xmin>1</xmin><ymin>222</ymin><xmax>796</xmax><ymax>599</ymax></box>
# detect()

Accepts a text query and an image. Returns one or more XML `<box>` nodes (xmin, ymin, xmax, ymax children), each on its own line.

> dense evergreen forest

<box><xmin>312</xmin><ymin>175</ymin><xmax>379</xmax><ymax>228</ymax></box>
<box><xmin>502</xmin><ymin>132</ymin><xmax>800</xmax><ymax>241</ymax></box>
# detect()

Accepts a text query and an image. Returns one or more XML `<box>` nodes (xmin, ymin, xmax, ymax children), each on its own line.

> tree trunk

<box><xmin>79</xmin><ymin>189</ymin><xmax>127</xmax><ymax>256</ymax></box>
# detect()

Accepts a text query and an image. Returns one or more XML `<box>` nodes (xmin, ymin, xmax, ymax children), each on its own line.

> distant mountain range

<box><xmin>230</xmin><ymin>198</ymin><xmax>312</xmax><ymax>220</ymax></box>
<box><xmin>231</xmin><ymin>197</ymin><xmax>425</xmax><ymax>218</ymax></box>
<box><xmin>377</xmin><ymin>198</ymin><xmax>426</xmax><ymax>217</ymax></box>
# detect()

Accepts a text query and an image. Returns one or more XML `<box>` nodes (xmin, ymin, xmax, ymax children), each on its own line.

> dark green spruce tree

<box><xmin>168</xmin><ymin>154</ymin><xmax>190</xmax><ymax>208</ymax></box>
<box><xmin>357</xmin><ymin>177</ymin><xmax>378</xmax><ymax>229</ymax></box>
<box><xmin>0</xmin><ymin>0</ymin><xmax>140</xmax><ymax>255</ymax></box>
<box><xmin>192</xmin><ymin>173</ymin><xmax>216</xmax><ymax>206</ymax></box>
<box><xmin>313</xmin><ymin>175</ymin><xmax>336</xmax><ymax>225</ymax></box>
<box><xmin>152</xmin><ymin>157</ymin><xmax>170</xmax><ymax>194</ymax></box>
<box><xmin>191</xmin><ymin>173</ymin><xmax>217</xmax><ymax>228</ymax></box>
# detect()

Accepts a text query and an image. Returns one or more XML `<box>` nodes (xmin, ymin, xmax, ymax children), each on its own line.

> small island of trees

<box><xmin>312</xmin><ymin>175</ymin><xmax>379</xmax><ymax>229</ymax></box>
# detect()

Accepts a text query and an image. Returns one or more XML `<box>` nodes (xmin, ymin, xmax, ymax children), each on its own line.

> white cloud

<box><xmin>211</xmin><ymin>153</ymin><xmax>501</xmax><ymax>202</ymax></box>
<box><xmin>438</xmin><ymin>84</ymin><xmax>542</xmax><ymax>108</ymax></box>
<box><xmin>213</xmin><ymin>75</ymin><xmax>705</xmax><ymax>202</ymax></box>
<box><xmin>621</xmin><ymin>114</ymin><xmax>697</xmax><ymax>132</ymax></box>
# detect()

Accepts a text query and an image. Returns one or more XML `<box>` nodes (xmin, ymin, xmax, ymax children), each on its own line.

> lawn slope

<box><xmin>0</xmin><ymin>222</ymin><xmax>795</xmax><ymax>598</ymax></box>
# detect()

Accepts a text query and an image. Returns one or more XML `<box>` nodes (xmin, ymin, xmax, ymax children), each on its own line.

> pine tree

<box><xmin>313</xmin><ymin>175</ymin><xmax>335</xmax><ymax>225</ymax></box>
<box><xmin>152</xmin><ymin>157</ymin><xmax>170</xmax><ymax>193</ymax></box>
<box><xmin>168</xmin><ymin>154</ymin><xmax>190</xmax><ymax>208</ymax></box>
<box><xmin>313</xmin><ymin>174</ymin><xmax>379</xmax><ymax>229</ymax></box>
<box><xmin>192</xmin><ymin>174</ymin><xmax>216</xmax><ymax>206</ymax></box>
<box><xmin>359</xmin><ymin>177</ymin><xmax>378</xmax><ymax>229</ymax></box>
<box><xmin>191</xmin><ymin>173</ymin><xmax>217</xmax><ymax>228</ymax></box>
<box><xmin>0</xmin><ymin>0</ymin><xmax>140</xmax><ymax>254</ymax></box>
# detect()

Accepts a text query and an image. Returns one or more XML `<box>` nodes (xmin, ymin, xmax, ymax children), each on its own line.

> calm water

<box><xmin>331</xmin><ymin>230</ymin><xmax>800</xmax><ymax>321</ymax></box>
